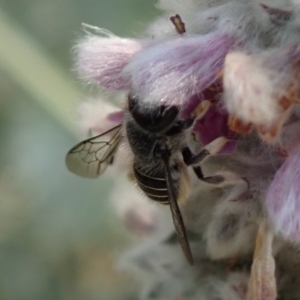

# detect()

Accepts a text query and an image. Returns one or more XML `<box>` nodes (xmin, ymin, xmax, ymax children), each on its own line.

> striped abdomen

<box><xmin>133</xmin><ymin>166</ymin><xmax>171</xmax><ymax>205</ymax></box>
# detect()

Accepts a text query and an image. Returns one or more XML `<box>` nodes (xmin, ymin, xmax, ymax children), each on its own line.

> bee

<box><xmin>66</xmin><ymin>94</ymin><xmax>225</xmax><ymax>265</ymax></box>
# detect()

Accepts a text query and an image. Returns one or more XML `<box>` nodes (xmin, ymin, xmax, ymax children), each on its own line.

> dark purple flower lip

<box><xmin>179</xmin><ymin>80</ymin><xmax>237</xmax><ymax>154</ymax></box>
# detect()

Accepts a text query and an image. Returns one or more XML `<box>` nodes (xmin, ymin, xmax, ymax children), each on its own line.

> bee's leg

<box><xmin>182</xmin><ymin>137</ymin><xmax>248</xmax><ymax>188</ymax></box>
<box><xmin>165</xmin><ymin>117</ymin><xmax>195</xmax><ymax>136</ymax></box>
<box><xmin>183</xmin><ymin>136</ymin><xmax>229</xmax><ymax>166</ymax></box>
<box><xmin>182</xmin><ymin>146</ymin><xmax>224</xmax><ymax>184</ymax></box>
<box><xmin>192</xmin><ymin>165</ymin><xmax>225</xmax><ymax>184</ymax></box>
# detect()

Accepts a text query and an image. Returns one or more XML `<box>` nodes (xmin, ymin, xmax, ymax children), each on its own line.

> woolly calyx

<box><xmin>251</xmin><ymin>0</ymin><xmax>293</xmax><ymax>29</ymax></box>
<box><xmin>205</xmin><ymin>194</ymin><xmax>258</xmax><ymax>260</ymax></box>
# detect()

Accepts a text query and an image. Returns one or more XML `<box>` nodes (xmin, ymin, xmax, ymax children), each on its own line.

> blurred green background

<box><xmin>0</xmin><ymin>1</ymin><xmax>159</xmax><ymax>299</ymax></box>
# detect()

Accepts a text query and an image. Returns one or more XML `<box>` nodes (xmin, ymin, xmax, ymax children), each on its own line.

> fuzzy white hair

<box><xmin>223</xmin><ymin>52</ymin><xmax>289</xmax><ymax>125</ymax></box>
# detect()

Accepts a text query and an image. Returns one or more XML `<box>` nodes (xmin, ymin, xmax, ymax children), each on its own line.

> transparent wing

<box><xmin>162</xmin><ymin>157</ymin><xmax>194</xmax><ymax>265</ymax></box>
<box><xmin>65</xmin><ymin>125</ymin><xmax>122</xmax><ymax>178</ymax></box>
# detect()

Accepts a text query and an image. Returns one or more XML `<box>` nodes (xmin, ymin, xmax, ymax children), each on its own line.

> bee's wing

<box><xmin>65</xmin><ymin>125</ymin><xmax>122</xmax><ymax>178</ymax></box>
<box><xmin>163</xmin><ymin>157</ymin><xmax>194</xmax><ymax>265</ymax></box>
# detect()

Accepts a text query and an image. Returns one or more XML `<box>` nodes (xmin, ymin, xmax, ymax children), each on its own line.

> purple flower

<box><xmin>70</xmin><ymin>1</ymin><xmax>300</xmax><ymax>298</ymax></box>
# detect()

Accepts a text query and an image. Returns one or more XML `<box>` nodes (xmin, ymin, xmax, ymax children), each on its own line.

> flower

<box><xmin>70</xmin><ymin>0</ymin><xmax>300</xmax><ymax>299</ymax></box>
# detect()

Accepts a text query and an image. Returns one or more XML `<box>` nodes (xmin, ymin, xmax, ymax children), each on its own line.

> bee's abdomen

<box><xmin>133</xmin><ymin>166</ymin><xmax>169</xmax><ymax>205</ymax></box>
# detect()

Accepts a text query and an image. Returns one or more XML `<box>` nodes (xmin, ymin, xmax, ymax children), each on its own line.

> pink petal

<box><xmin>106</xmin><ymin>110</ymin><xmax>124</xmax><ymax>123</ymax></box>
<box><xmin>78</xmin><ymin>99</ymin><xmax>123</xmax><ymax>136</ymax></box>
<box><xmin>75</xmin><ymin>35</ymin><xmax>144</xmax><ymax>89</ymax></box>
<box><xmin>266</xmin><ymin>139</ymin><xmax>300</xmax><ymax>240</ymax></box>
<box><xmin>123</xmin><ymin>33</ymin><xmax>235</xmax><ymax>111</ymax></box>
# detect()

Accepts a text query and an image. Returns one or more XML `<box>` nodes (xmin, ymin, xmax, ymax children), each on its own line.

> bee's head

<box><xmin>128</xmin><ymin>93</ymin><xmax>179</xmax><ymax>133</ymax></box>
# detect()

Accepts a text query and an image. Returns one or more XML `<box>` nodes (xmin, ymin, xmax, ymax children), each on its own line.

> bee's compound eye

<box><xmin>131</xmin><ymin>105</ymin><xmax>179</xmax><ymax>133</ymax></box>
<box><xmin>153</xmin><ymin>143</ymin><xmax>170</xmax><ymax>159</ymax></box>
<box><xmin>151</xmin><ymin>105</ymin><xmax>179</xmax><ymax>132</ymax></box>
<box><xmin>128</xmin><ymin>93</ymin><xmax>139</xmax><ymax>113</ymax></box>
